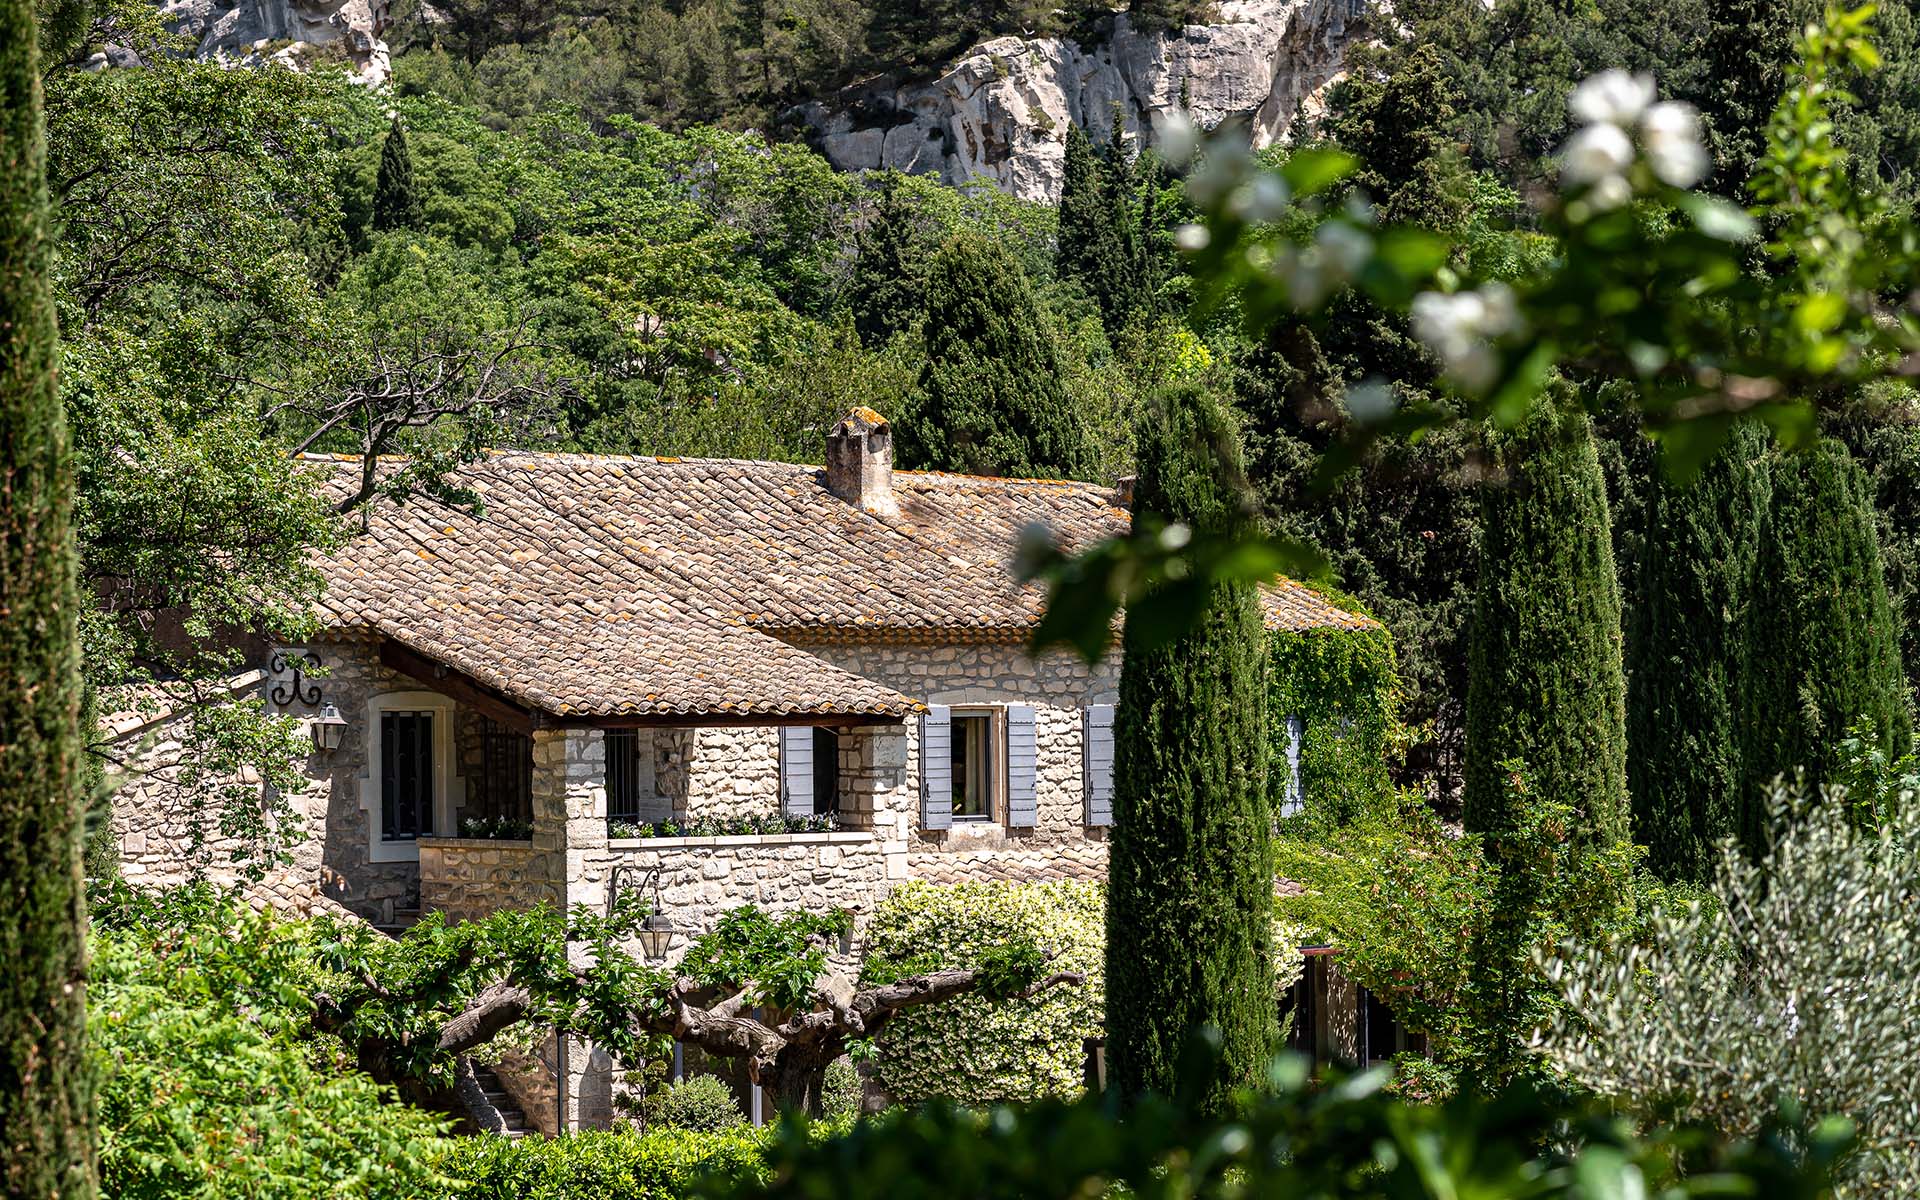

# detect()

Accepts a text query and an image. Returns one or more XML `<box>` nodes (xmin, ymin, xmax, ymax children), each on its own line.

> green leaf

<box><xmin>1281</xmin><ymin>148</ymin><xmax>1359</xmax><ymax>198</ymax></box>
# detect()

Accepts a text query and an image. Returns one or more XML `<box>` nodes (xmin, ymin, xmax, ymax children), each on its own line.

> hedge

<box><xmin>862</xmin><ymin>880</ymin><xmax>1105</xmax><ymax>1106</ymax></box>
<box><xmin>435</xmin><ymin>1126</ymin><xmax>777</xmax><ymax>1200</ymax></box>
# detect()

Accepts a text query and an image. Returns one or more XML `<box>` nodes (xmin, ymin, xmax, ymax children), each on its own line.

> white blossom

<box><xmin>1584</xmin><ymin>173</ymin><xmax>1634</xmax><ymax>211</ymax></box>
<box><xmin>1568</xmin><ymin>68</ymin><xmax>1656</xmax><ymax>127</ymax></box>
<box><xmin>1226</xmin><ymin>173</ymin><xmax>1290</xmax><ymax>223</ymax></box>
<box><xmin>1410</xmin><ymin>283</ymin><xmax>1520</xmax><ymax>391</ymax></box>
<box><xmin>1562</xmin><ymin>121</ymin><xmax>1636</xmax><ymax>184</ymax></box>
<box><xmin>1173</xmin><ymin>223</ymin><xmax>1210</xmax><ymax>252</ymax></box>
<box><xmin>1640</xmin><ymin>101</ymin><xmax>1709</xmax><ymax>187</ymax></box>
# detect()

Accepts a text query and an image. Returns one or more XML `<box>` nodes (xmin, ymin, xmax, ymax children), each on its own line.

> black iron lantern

<box><xmin>608</xmin><ymin>863</ymin><xmax>684</xmax><ymax>961</ymax></box>
<box><xmin>311</xmin><ymin>703</ymin><xmax>348</xmax><ymax>754</ymax></box>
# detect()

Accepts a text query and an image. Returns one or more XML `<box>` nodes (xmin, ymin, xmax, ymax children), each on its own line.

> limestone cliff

<box><xmin>791</xmin><ymin>0</ymin><xmax>1367</xmax><ymax>202</ymax></box>
<box><xmin>157</xmin><ymin>0</ymin><xmax>391</xmax><ymax>84</ymax></box>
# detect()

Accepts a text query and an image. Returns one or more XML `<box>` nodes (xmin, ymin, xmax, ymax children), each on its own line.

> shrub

<box><xmin>1539</xmin><ymin>785</ymin><xmax>1920</xmax><ymax>1194</ymax></box>
<box><xmin>650</xmin><ymin>1073</ymin><xmax>747</xmax><ymax>1133</ymax></box>
<box><xmin>821</xmin><ymin>1057</ymin><xmax>863</xmax><ymax>1120</ymax></box>
<box><xmin>89</xmin><ymin>886</ymin><xmax>452</xmax><ymax>1199</ymax></box>
<box><xmin>862</xmin><ymin>880</ymin><xmax>1105</xmax><ymax>1106</ymax></box>
<box><xmin>438</xmin><ymin>1125</ymin><xmax>775</xmax><ymax>1200</ymax></box>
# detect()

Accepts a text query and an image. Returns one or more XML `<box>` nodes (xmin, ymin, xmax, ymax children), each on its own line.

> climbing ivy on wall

<box><xmin>1267</xmin><ymin>617</ymin><xmax>1400</xmax><ymax>829</ymax></box>
<box><xmin>862</xmin><ymin>881</ymin><xmax>1105</xmax><ymax>1108</ymax></box>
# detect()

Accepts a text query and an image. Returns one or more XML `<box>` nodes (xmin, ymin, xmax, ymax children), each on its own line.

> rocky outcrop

<box><xmin>791</xmin><ymin>0</ymin><xmax>1367</xmax><ymax>202</ymax></box>
<box><xmin>157</xmin><ymin>0</ymin><xmax>392</xmax><ymax>84</ymax></box>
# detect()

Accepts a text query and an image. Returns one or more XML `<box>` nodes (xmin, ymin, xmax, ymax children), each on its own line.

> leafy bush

<box><xmin>821</xmin><ymin>1057</ymin><xmax>863</xmax><ymax>1120</ymax></box>
<box><xmin>650</xmin><ymin>1074</ymin><xmax>746</xmax><ymax>1132</ymax></box>
<box><xmin>439</xmin><ymin>1125</ymin><xmax>775</xmax><ymax>1200</ymax></box>
<box><xmin>725</xmin><ymin>1045</ymin><xmax>1851</xmax><ymax>1200</ymax></box>
<box><xmin>1540</xmin><ymin>785</ymin><xmax>1920</xmax><ymax>1193</ymax></box>
<box><xmin>89</xmin><ymin>884</ymin><xmax>452</xmax><ymax>1199</ymax></box>
<box><xmin>862</xmin><ymin>881</ymin><xmax>1104</xmax><ymax>1106</ymax></box>
<box><xmin>1268</xmin><ymin>620</ymin><xmax>1401</xmax><ymax>827</ymax></box>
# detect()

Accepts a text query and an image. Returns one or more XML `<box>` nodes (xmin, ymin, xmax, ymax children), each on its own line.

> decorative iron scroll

<box><xmin>269</xmin><ymin>648</ymin><xmax>322</xmax><ymax>707</ymax></box>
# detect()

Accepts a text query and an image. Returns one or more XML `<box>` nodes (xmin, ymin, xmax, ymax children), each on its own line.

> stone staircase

<box><xmin>457</xmin><ymin>1058</ymin><xmax>534</xmax><ymax>1139</ymax></box>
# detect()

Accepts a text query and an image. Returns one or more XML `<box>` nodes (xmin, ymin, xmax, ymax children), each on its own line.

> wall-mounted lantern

<box><xmin>607</xmin><ymin>863</ymin><xmax>686</xmax><ymax>961</ymax></box>
<box><xmin>311</xmin><ymin>703</ymin><xmax>349</xmax><ymax>754</ymax></box>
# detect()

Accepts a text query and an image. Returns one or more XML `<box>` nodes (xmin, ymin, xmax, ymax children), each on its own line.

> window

<box><xmin>606</xmin><ymin>729</ymin><xmax>659</xmax><ymax>824</ymax></box>
<box><xmin>951</xmin><ymin>710</ymin><xmax>997</xmax><ymax>820</ymax></box>
<box><xmin>811</xmin><ymin>727</ymin><xmax>839</xmax><ymax>816</ymax></box>
<box><xmin>381</xmin><ymin>710</ymin><xmax>435</xmax><ymax>840</ymax></box>
<box><xmin>471</xmin><ymin>716</ymin><xmax>532</xmax><ymax>826</ymax></box>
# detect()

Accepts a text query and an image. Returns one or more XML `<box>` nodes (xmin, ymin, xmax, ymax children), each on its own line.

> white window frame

<box><xmin>948</xmin><ymin>706</ymin><xmax>1004</xmax><ymax>823</ymax></box>
<box><xmin>358</xmin><ymin>690</ymin><xmax>461</xmax><ymax>863</ymax></box>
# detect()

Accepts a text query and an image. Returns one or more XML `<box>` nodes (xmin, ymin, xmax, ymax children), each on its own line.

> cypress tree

<box><xmin>896</xmin><ymin>233</ymin><xmax>1095</xmax><ymax>479</ymax></box>
<box><xmin>1097</xmin><ymin>107</ymin><xmax>1147</xmax><ymax>335</ymax></box>
<box><xmin>1627</xmin><ymin>422</ymin><xmax>1771</xmax><ymax>883</ymax></box>
<box><xmin>848</xmin><ymin>172</ymin><xmax>920</xmax><ymax>348</ymax></box>
<box><xmin>0</xmin><ymin>0</ymin><xmax>94</xmax><ymax>1184</ymax></box>
<box><xmin>1056</xmin><ymin>122</ymin><xmax>1107</xmax><ymax>300</ymax></box>
<box><xmin>1738</xmin><ymin>437</ymin><xmax>1911</xmax><ymax>851</ymax></box>
<box><xmin>1106</xmin><ymin>381</ymin><xmax>1275</xmax><ymax>1111</ymax></box>
<box><xmin>1465</xmin><ymin>400</ymin><xmax>1628</xmax><ymax>844</ymax></box>
<box><xmin>372</xmin><ymin>114</ymin><xmax>424</xmax><ymax>233</ymax></box>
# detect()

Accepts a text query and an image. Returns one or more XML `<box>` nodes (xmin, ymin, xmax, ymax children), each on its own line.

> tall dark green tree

<box><xmin>0</xmin><ymin>0</ymin><xmax>94</xmax><ymax>1185</ymax></box>
<box><xmin>1694</xmin><ymin>0</ymin><xmax>1817</xmax><ymax>185</ymax></box>
<box><xmin>848</xmin><ymin>172</ymin><xmax>920</xmax><ymax>348</ymax></box>
<box><xmin>1627</xmin><ymin>422</ymin><xmax>1771</xmax><ymax>884</ymax></box>
<box><xmin>1055</xmin><ymin>122</ymin><xmax>1107</xmax><ymax>302</ymax></box>
<box><xmin>896</xmin><ymin>233</ymin><xmax>1094</xmax><ymax>479</ymax></box>
<box><xmin>1096</xmin><ymin>107</ymin><xmax>1149</xmax><ymax>334</ymax></box>
<box><xmin>1107</xmin><ymin>381</ymin><xmax>1275</xmax><ymax>1112</ymax></box>
<box><xmin>372</xmin><ymin>114</ymin><xmax>424</xmax><ymax>233</ymax></box>
<box><xmin>1465</xmin><ymin>399</ymin><xmax>1628</xmax><ymax>843</ymax></box>
<box><xmin>1739</xmin><ymin>437</ymin><xmax>1911</xmax><ymax>852</ymax></box>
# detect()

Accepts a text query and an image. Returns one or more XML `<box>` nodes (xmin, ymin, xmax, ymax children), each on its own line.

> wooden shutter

<box><xmin>1082</xmin><ymin>703</ymin><xmax>1115</xmax><ymax>827</ymax></box>
<box><xmin>1280</xmin><ymin>714</ymin><xmax>1305</xmax><ymax>818</ymax></box>
<box><xmin>779</xmin><ymin>726</ymin><xmax>814</xmax><ymax>818</ymax></box>
<box><xmin>1005</xmin><ymin>705</ymin><xmax>1038</xmax><ymax>827</ymax></box>
<box><xmin>920</xmin><ymin>705</ymin><xmax>952</xmax><ymax>830</ymax></box>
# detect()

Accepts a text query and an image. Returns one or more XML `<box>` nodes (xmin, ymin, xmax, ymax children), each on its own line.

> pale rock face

<box><xmin>794</xmin><ymin>0</ymin><xmax>1367</xmax><ymax>202</ymax></box>
<box><xmin>158</xmin><ymin>0</ymin><xmax>392</xmax><ymax>85</ymax></box>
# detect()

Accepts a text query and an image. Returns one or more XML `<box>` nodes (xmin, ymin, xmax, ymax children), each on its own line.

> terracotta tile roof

<box><xmin>307</xmin><ymin>450</ymin><xmax>1372</xmax><ymax>719</ymax></box>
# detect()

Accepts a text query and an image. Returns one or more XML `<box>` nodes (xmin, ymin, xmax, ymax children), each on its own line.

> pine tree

<box><xmin>0</xmin><ymin>0</ymin><xmax>94</xmax><ymax>1183</ymax></box>
<box><xmin>1627</xmin><ymin>423</ymin><xmax>1771</xmax><ymax>884</ymax></box>
<box><xmin>1465</xmin><ymin>400</ymin><xmax>1628</xmax><ymax>845</ymax></box>
<box><xmin>1695</xmin><ymin>0</ymin><xmax>1818</xmax><ymax>185</ymax></box>
<box><xmin>1055</xmin><ymin>122</ymin><xmax>1107</xmax><ymax>301</ymax></box>
<box><xmin>1739</xmin><ymin>437</ymin><xmax>1912</xmax><ymax>853</ymax></box>
<box><xmin>372</xmin><ymin>114</ymin><xmax>424</xmax><ymax>233</ymax></box>
<box><xmin>848</xmin><ymin>172</ymin><xmax>920</xmax><ymax>348</ymax></box>
<box><xmin>1106</xmin><ymin>381</ymin><xmax>1275</xmax><ymax>1111</ymax></box>
<box><xmin>895</xmin><ymin>233</ymin><xmax>1095</xmax><ymax>479</ymax></box>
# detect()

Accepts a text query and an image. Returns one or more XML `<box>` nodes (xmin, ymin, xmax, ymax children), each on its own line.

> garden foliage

<box><xmin>861</xmin><ymin>881</ymin><xmax>1104</xmax><ymax>1107</ymax></box>
<box><xmin>439</xmin><ymin>1124</ymin><xmax>777</xmax><ymax>1200</ymax></box>
<box><xmin>648</xmin><ymin>1074</ymin><xmax>747</xmax><ymax>1133</ymax></box>
<box><xmin>1541</xmin><ymin>785</ymin><xmax>1920</xmax><ymax>1194</ymax></box>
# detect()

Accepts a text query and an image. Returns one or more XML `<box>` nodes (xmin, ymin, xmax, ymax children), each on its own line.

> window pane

<box><xmin>811</xmin><ymin>727</ymin><xmax>839</xmax><ymax>816</ymax></box>
<box><xmin>607</xmin><ymin>729</ymin><xmax>638</xmax><ymax>822</ymax></box>
<box><xmin>952</xmin><ymin>713</ymin><xmax>991</xmax><ymax>819</ymax></box>
<box><xmin>382</xmin><ymin>710</ymin><xmax>434</xmax><ymax>840</ymax></box>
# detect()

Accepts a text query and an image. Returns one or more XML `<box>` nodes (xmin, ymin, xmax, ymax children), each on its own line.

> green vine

<box><xmin>1266</xmin><ymin>616</ymin><xmax>1400</xmax><ymax>828</ymax></box>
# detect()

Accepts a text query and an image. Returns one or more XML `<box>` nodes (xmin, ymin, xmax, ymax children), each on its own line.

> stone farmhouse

<box><xmin>107</xmin><ymin>408</ymin><xmax>1382</xmax><ymax>1127</ymax></box>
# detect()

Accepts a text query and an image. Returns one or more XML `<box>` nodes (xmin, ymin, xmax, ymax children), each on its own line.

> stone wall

<box><xmin>417</xmin><ymin>837</ymin><xmax>557</xmax><ymax>923</ymax></box>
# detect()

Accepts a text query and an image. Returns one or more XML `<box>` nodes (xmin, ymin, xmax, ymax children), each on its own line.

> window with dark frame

<box><xmin>950</xmin><ymin>710</ymin><xmax>996</xmax><ymax>820</ymax></box>
<box><xmin>473</xmin><ymin>716</ymin><xmax>533</xmax><ymax>825</ymax></box>
<box><xmin>811</xmin><ymin>727</ymin><xmax>840</xmax><ymax>815</ymax></box>
<box><xmin>381</xmin><ymin>709</ymin><xmax>435</xmax><ymax>840</ymax></box>
<box><xmin>606</xmin><ymin>729</ymin><xmax>644</xmax><ymax>824</ymax></box>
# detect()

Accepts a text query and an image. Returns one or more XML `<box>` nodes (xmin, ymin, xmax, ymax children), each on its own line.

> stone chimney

<box><xmin>825</xmin><ymin>407</ymin><xmax>899</xmax><ymax>518</ymax></box>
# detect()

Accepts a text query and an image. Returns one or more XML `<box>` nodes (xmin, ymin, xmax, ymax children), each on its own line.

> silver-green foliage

<box><xmin>648</xmin><ymin>1074</ymin><xmax>745</xmax><ymax>1133</ymax></box>
<box><xmin>1537</xmin><ymin>786</ymin><xmax>1920</xmax><ymax>1192</ymax></box>
<box><xmin>863</xmin><ymin>881</ymin><xmax>1104</xmax><ymax>1106</ymax></box>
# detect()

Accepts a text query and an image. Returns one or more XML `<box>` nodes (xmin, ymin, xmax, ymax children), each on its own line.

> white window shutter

<box><xmin>920</xmin><ymin>705</ymin><xmax>952</xmax><ymax>830</ymax></box>
<box><xmin>1082</xmin><ymin>704</ymin><xmax>1115</xmax><ymax>827</ymax></box>
<box><xmin>1005</xmin><ymin>705</ymin><xmax>1038</xmax><ymax>828</ymax></box>
<box><xmin>779</xmin><ymin>726</ymin><xmax>814</xmax><ymax>818</ymax></box>
<box><xmin>1280</xmin><ymin>714</ymin><xmax>1305</xmax><ymax>818</ymax></box>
